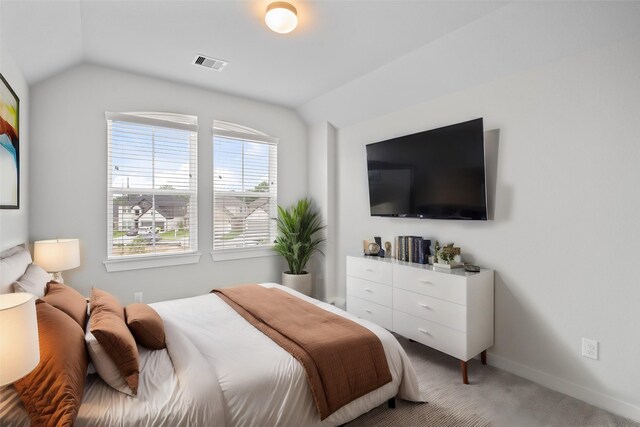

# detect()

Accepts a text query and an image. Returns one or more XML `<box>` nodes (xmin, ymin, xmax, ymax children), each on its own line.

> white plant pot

<box><xmin>282</xmin><ymin>271</ymin><xmax>312</xmax><ymax>296</ymax></box>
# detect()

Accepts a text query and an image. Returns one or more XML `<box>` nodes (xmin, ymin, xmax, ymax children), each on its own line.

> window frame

<box><xmin>104</xmin><ymin>112</ymin><xmax>200</xmax><ymax>272</ymax></box>
<box><xmin>211</xmin><ymin>121</ymin><xmax>278</xmax><ymax>261</ymax></box>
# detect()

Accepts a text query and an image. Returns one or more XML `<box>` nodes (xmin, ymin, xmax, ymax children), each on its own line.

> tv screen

<box><xmin>366</xmin><ymin>118</ymin><xmax>487</xmax><ymax>220</ymax></box>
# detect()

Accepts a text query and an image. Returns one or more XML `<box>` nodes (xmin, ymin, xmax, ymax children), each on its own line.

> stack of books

<box><xmin>394</xmin><ymin>236</ymin><xmax>431</xmax><ymax>264</ymax></box>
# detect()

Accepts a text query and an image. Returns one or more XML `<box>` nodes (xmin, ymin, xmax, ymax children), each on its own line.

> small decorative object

<box><xmin>367</xmin><ymin>242</ymin><xmax>380</xmax><ymax>256</ymax></box>
<box><xmin>373</xmin><ymin>237</ymin><xmax>384</xmax><ymax>257</ymax></box>
<box><xmin>0</xmin><ymin>74</ymin><xmax>20</xmax><ymax>209</ymax></box>
<box><xmin>434</xmin><ymin>242</ymin><xmax>464</xmax><ymax>269</ymax></box>
<box><xmin>384</xmin><ymin>241</ymin><xmax>391</xmax><ymax>257</ymax></box>
<box><xmin>464</xmin><ymin>264</ymin><xmax>481</xmax><ymax>273</ymax></box>
<box><xmin>363</xmin><ymin>239</ymin><xmax>371</xmax><ymax>255</ymax></box>
<box><xmin>274</xmin><ymin>199</ymin><xmax>325</xmax><ymax>296</ymax></box>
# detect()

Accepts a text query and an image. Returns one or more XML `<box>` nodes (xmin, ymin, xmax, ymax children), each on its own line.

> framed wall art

<box><xmin>0</xmin><ymin>73</ymin><xmax>19</xmax><ymax>209</ymax></box>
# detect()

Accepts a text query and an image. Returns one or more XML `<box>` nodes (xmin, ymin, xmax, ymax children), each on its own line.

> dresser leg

<box><xmin>460</xmin><ymin>360</ymin><xmax>469</xmax><ymax>384</ymax></box>
<box><xmin>481</xmin><ymin>350</ymin><xmax>487</xmax><ymax>365</ymax></box>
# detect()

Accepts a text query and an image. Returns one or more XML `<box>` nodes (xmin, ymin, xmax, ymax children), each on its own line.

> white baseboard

<box><xmin>487</xmin><ymin>352</ymin><xmax>640</xmax><ymax>423</ymax></box>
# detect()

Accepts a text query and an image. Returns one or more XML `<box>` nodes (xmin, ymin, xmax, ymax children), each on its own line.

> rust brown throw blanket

<box><xmin>212</xmin><ymin>285</ymin><xmax>392</xmax><ymax>420</ymax></box>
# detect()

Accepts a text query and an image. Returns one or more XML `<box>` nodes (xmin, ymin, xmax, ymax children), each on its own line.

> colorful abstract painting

<box><xmin>0</xmin><ymin>74</ymin><xmax>19</xmax><ymax>209</ymax></box>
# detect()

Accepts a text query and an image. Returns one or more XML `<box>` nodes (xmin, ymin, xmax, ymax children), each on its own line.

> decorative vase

<box><xmin>281</xmin><ymin>271</ymin><xmax>312</xmax><ymax>296</ymax></box>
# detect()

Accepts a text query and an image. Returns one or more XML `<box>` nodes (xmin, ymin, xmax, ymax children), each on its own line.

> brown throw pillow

<box><xmin>125</xmin><ymin>303</ymin><xmax>166</xmax><ymax>350</ymax></box>
<box><xmin>90</xmin><ymin>287</ymin><xmax>125</xmax><ymax>321</ymax></box>
<box><xmin>42</xmin><ymin>281</ymin><xmax>87</xmax><ymax>328</ymax></box>
<box><xmin>90</xmin><ymin>288</ymin><xmax>139</xmax><ymax>395</ymax></box>
<box><xmin>14</xmin><ymin>300</ymin><xmax>88</xmax><ymax>427</ymax></box>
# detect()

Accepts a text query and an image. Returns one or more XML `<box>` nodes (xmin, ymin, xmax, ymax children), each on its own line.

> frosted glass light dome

<box><xmin>265</xmin><ymin>2</ymin><xmax>298</xmax><ymax>34</ymax></box>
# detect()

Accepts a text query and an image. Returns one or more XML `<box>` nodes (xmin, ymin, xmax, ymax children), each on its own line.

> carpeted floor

<box><xmin>347</xmin><ymin>336</ymin><xmax>639</xmax><ymax>427</ymax></box>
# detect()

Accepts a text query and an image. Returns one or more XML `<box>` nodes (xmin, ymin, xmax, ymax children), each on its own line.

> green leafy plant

<box><xmin>274</xmin><ymin>199</ymin><xmax>325</xmax><ymax>275</ymax></box>
<box><xmin>437</xmin><ymin>242</ymin><xmax>460</xmax><ymax>264</ymax></box>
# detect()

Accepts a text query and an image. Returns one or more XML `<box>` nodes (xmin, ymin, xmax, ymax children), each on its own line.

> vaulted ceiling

<box><xmin>2</xmin><ymin>1</ymin><xmax>640</xmax><ymax>126</ymax></box>
<box><xmin>1</xmin><ymin>0</ymin><xmax>505</xmax><ymax>107</ymax></box>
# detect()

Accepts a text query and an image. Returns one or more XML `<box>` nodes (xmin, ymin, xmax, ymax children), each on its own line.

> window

<box><xmin>212</xmin><ymin>121</ymin><xmax>277</xmax><ymax>258</ymax></box>
<box><xmin>106</xmin><ymin>112</ymin><xmax>198</xmax><ymax>265</ymax></box>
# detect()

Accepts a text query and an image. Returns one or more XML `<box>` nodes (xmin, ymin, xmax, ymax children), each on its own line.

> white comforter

<box><xmin>0</xmin><ymin>284</ymin><xmax>423</xmax><ymax>426</ymax></box>
<box><xmin>0</xmin><ymin>312</ymin><xmax>225</xmax><ymax>427</ymax></box>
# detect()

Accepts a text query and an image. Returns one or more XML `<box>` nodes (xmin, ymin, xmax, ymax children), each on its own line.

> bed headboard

<box><xmin>0</xmin><ymin>244</ymin><xmax>32</xmax><ymax>294</ymax></box>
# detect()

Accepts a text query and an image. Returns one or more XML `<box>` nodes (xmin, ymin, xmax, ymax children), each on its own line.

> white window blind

<box><xmin>107</xmin><ymin>112</ymin><xmax>198</xmax><ymax>259</ymax></box>
<box><xmin>213</xmin><ymin>121</ymin><xmax>277</xmax><ymax>253</ymax></box>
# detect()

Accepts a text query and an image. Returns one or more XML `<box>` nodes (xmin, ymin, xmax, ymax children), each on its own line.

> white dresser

<box><xmin>346</xmin><ymin>255</ymin><xmax>494</xmax><ymax>384</ymax></box>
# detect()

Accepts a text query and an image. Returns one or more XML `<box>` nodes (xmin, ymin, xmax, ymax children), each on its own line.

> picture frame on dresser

<box><xmin>0</xmin><ymin>73</ymin><xmax>20</xmax><ymax>209</ymax></box>
<box><xmin>346</xmin><ymin>255</ymin><xmax>494</xmax><ymax>384</ymax></box>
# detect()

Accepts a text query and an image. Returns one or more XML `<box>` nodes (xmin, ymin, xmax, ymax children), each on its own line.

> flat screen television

<box><xmin>366</xmin><ymin>118</ymin><xmax>487</xmax><ymax>220</ymax></box>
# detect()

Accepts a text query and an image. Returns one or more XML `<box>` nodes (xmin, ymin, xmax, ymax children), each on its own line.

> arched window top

<box><xmin>213</xmin><ymin>120</ymin><xmax>267</xmax><ymax>136</ymax></box>
<box><xmin>131</xmin><ymin>112</ymin><xmax>198</xmax><ymax>126</ymax></box>
<box><xmin>213</xmin><ymin>120</ymin><xmax>278</xmax><ymax>145</ymax></box>
<box><xmin>105</xmin><ymin>111</ymin><xmax>198</xmax><ymax>132</ymax></box>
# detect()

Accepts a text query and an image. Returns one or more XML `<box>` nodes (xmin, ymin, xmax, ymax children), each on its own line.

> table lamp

<box><xmin>34</xmin><ymin>238</ymin><xmax>80</xmax><ymax>283</ymax></box>
<box><xmin>0</xmin><ymin>293</ymin><xmax>40</xmax><ymax>386</ymax></box>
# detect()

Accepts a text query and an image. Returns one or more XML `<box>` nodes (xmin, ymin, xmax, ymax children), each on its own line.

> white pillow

<box><xmin>0</xmin><ymin>244</ymin><xmax>32</xmax><ymax>294</ymax></box>
<box><xmin>13</xmin><ymin>263</ymin><xmax>51</xmax><ymax>297</ymax></box>
<box><xmin>85</xmin><ymin>330</ymin><xmax>135</xmax><ymax>396</ymax></box>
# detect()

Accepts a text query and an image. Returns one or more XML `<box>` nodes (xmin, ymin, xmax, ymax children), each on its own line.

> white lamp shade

<box><xmin>34</xmin><ymin>239</ymin><xmax>80</xmax><ymax>273</ymax></box>
<box><xmin>0</xmin><ymin>293</ymin><xmax>40</xmax><ymax>386</ymax></box>
<box><xmin>265</xmin><ymin>2</ymin><xmax>298</xmax><ymax>34</ymax></box>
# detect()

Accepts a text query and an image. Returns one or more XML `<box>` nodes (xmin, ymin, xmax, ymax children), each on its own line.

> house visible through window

<box><xmin>212</xmin><ymin>121</ymin><xmax>277</xmax><ymax>255</ymax></box>
<box><xmin>107</xmin><ymin>112</ymin><xmax>198</xmax><ymax>259</ymax></box>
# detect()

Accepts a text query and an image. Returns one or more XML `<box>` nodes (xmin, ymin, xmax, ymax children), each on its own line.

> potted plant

<box><xmin>274</xmin><ymin>199</ymin><xmax>325</xmax><ymax>296</ymax></box>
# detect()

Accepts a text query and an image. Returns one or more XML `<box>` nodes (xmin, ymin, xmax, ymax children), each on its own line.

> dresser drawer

<box><xmin>346</xmin><ymin>295</ymin><xmax>393</xmax><ymax>330</ymax></box>
<box><xmin>393</xmin><ymin>264</ymin><xmax>467</xmax><ymax>305</ymax></box>
<box><xmin>346</xmin><ymin>256</ymin><xmax>392</xmax><ymax>285</ymax></box>
<box><xmin>347</xmin><ymin>277</ymin><xmax>392</xmax><ymax>308</ymax></box>
<box><xmin>393</xmin><ymin>288</ymin><xmax>467</xmax><ymax>332</ymax></box>
<box><xmin>393</xmin><ymin>311</ymin><xmax>467</xmax><ymax>360</ymax></box>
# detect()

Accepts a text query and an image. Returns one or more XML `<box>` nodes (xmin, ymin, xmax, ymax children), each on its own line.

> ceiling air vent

<box><xmin>192</xmin><ymin>54</ymin><xmax>228</xmax><ymax>71</ymax></box>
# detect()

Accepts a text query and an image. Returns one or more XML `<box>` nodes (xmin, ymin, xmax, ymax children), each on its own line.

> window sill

<box><xmin>104</xmin><ymin>252</ymin><xmax>201</xmax><ymax>272</ymax></box>
<box><xmin>211</xmin><ymin>247</ymin><xmax>278</xmax><ymax>261</ymax></box>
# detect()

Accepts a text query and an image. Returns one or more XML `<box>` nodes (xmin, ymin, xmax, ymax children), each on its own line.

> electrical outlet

<box><xmin>134</xmin><ymin>292</ymin><xmax>143</xmax><ymax>303</ymax></box>
<box><xmin>582</xmin><ymin>338</ymin><xmax>598</xmax><ymax>360</ymax></box>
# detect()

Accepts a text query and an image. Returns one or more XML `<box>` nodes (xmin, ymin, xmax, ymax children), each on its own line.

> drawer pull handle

<box><xmin>364</xmin><ymin>288</ymin><xmax>373</xmax><ymax>293</ymax></box>
<box><xmin>365</xmin><ymin>268</ymin><xmax>374</xmax><ymax>272</ymax></box>
<box><xmin>419</xmin><ymin>280</ymin><xmax>432</xmax><ymax>285</ymax></box>
<box><xmin>365</xmin><ymin>309</ymin><xmax>373</xmax><ymax>314</ymax></box>
<box><xmin>418</xmin><ymin>328</ymin><xmax>430</xmax><ymax>335</ymax></box>
<box><xmin>418</xmin><ymin>303</ymin><xmax>430</xmax><ymax>309</ymax></box>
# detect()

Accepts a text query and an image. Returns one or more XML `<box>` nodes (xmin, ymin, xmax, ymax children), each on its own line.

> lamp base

<box><xmin>51</xmin><ymin>272</ymin><xmax>64</xmax><ymax>283</ymax></box>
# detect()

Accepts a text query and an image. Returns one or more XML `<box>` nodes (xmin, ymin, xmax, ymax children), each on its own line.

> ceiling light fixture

<box><xmin>265</xmin><ymin>2</ymin><xmax>298</xmax><ymax>34</ymax></box>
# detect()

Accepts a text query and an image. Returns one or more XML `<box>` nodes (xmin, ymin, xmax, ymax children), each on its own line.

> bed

<box><xmin>0</xmin><ymin>246</ymin><xmax>423</xmax><ymax>426</ymax></box>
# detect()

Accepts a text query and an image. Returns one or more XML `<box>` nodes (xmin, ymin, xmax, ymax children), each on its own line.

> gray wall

<box><xmin>29</xmin><ymin>64</ymin><xmax>307</xmax><ymax>303</ymax></box>
<box><xmin>0</xmin><ymin>49</ymin><xmax>29</xmax><ymax>251</ymax></box>
<box><xmin>299</xmin><ymin>3</ymin><xmax>640</xmax><ymax>419</ymax></box>
<box><xmin>314</xmin><ymin>37</ymin><xmax>640</xmax><ymax>420</ymax></box>
<box><xmin>307</xmin><ymin>122</ymin><xmax>337</xmax><ymax>301</ymax></box>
